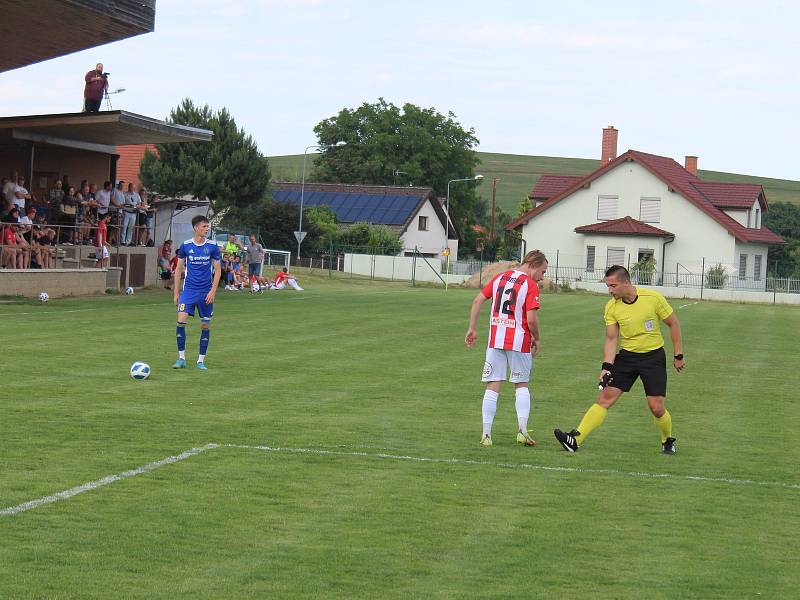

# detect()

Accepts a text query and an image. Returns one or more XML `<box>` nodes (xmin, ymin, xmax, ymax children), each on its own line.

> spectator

<box><xmin>274</xmin><ymin>267</ymin><xmax>304</xmax><ymax>291</ymax></box>
<box><xmin>2</xmin><ymin>206</ymin><xmax>21</xmax><ymax>224</ymax></box>
<box><xmin>13</xmin><ymin>176</ymin><xmax>32</xmax><ymax>210</ymax></box>
<box><xmin>245</xmin><ymin>234</ymin><xmax>265</xmax><ymax>279</ymax></box>
<box><xmin>59</xmin><ymin>185</ymin><xmax>80</xmax><ymax>243</ymax></box>
<box><xmin>158</xmin><ymin>240</ymin><xmax>174</xmax><ymax>288</ymax></box>
<box><xmin>18</xmin><ymin>206</ymin><xmax>36</xmax><ymax>245</ymax></box>
<box><xmin>109</xmin><ymin>180</ymin><xmax>125</xmax><ymax>244</ymax></box>
<box><xmin>33</xmin><ymin>227</ymin><xmax>57</xmax><ymax>269</ymax></box>
<box><xmin>95</xmin><ymin>212</ymin><xmax>110</xmax><ymax>268</ymax></box>
<box><xmin>223</xmin><ymin>233</ymin><xmax>243</xmax><ymax>257</ymax></box>
<box><xmin>77</xmin><ymin>183</ymin><xmax>94</xmax><ymax>245</ymax></box>
<box><xmin>231</xmin><ymin>254</ymin><xmax>248</xmax><ymax>288</ymax></box>
<box><xmin>2</xmin><ymin>223</ymin><xmax>30</xmax><ymax>268</ymax></box>
<box><xmin>138</xmin><ymin>190</ymin><xmax>156</xmax><ymax>246</ymax></box>
<box><xmin>84</xmin><ymin>63</ymin><xmax>107</xmax><ymax>112</ymax></box>
<box><xmin>121</xmin><ymin>182</ymin><xmax>140</xmax><ymax>246</ymax></box>
<box><xmin>48</xmin><ymin>179</ymin><xmax>64</xmax><ymax>213</ymax></box>
<box><xmin>95</xmin><ymin>181</ymin><xmax>111</xmax><ymax>218</ymax></box>
<box><xmin>222</xmin><ymin>253</ymin><xmax>237</xmax><ymax>290</ymax></box>
<box><xmin>3</xmin><ymin>172</ymin><xmax>17</xmax><ymax>209</ymax></box>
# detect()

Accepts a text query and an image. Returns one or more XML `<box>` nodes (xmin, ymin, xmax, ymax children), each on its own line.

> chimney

<box><xmin>601</xmin><ymin>126</ymin><xmax>618</xmax><ymax>164</ymax></box>
<box><xmin>685</xmin><ymin>155</ymin><xmax>698</xmax><ymax>176</ymax></box>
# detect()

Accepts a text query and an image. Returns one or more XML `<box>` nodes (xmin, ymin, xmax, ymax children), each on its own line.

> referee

<box><xmin>554</xmin><ymin>265</ymin><xmax>685</xmax><ymax>454</ymax></box>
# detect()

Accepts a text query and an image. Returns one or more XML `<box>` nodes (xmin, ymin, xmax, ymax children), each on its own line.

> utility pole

<box><xmin>490</xmin><ymin>177</ymin><xmax>500</xmax><ymax>240</ymax></box>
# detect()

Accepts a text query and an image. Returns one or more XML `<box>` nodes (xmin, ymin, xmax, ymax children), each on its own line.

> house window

<box><xmin>586</xmin><ymin>246</ymin><xmax>596</xmax><ymax>273</ymax></box>
<box><xmin>607</xmin><ymin>247</ymin><xmax>625</xmax><ymax>269</ymax></box>
<box><xmin>597</xmin><ymin>195</ymin><xmax>618</xmax><ymax>221</ymax></box>
<box><xmin>418</xmin><ymin>215</ymin><xmax>428</xmax><ymax>231</ymax></box>
<box><xmin>754</xmin><ymin>255</ymin><xmax>762</xmax><ymax>281</ymax></box>
<box><xmin>754</xmin><ymin>208</ymin><xmax>760</xmax><ymax>229</ymax></box>
<box><xmin>739</xmin><ymin>254</ymin><xmax>748</xmax><ymax>280</ymax></box>
<box><xmin>639</xmin><ymin>197</ymin><xmax>661</xmax><ymax>223</ymax></box>
<box><xmin>746</xmin><ymin>209</ymin><xmax>752</xmax><ymax>228</ymax></box>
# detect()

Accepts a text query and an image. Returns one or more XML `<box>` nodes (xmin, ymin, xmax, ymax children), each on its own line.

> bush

<box><xmin>705</xmin><ymin>263</ymin><xmax>728</xmax><ymax>289</ymax></box>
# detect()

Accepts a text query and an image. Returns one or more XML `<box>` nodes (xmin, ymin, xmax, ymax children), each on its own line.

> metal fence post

<box><xmin>555</xmin><ymin>249</ymin><xmax>560</xmax><ymax>291</ymax></box>
<box><xmin>412</xmin><ymin>247</ymin><xmax>417</xmax><ymax>287</ymax></box>
<box><xmin>700</xmin><ymin>257</ymin><xmax>705</xmax><ymax>300</ymax></box>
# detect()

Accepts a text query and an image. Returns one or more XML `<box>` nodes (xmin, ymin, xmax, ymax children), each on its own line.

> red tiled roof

<box><xmin>507</xmin><ymin>149</ymin><xmax>784</xmax><ymax>245</ymax></box>
<box><xmin>691</xmin><ymin>181</ymin><xmax>765</xmax><ymax>210</ymax></box>
<box><xmin>530</xmin><ymin>174</ymin><xmax>584</xmax><ymax>200</ymax></box>
<box><xmin>574</xmin><ymin>216</ymin><xmax>674</xmax><ymax>237</ymax></box>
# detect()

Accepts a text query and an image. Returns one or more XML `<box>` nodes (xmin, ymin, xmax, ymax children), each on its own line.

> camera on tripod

<box><xmin>101</xmin><ymin>72</ymin><xmax>110</xmax><ymax>77</ymax></box>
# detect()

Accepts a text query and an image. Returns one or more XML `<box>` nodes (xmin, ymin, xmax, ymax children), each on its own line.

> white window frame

<box><xmin>754</xmin><ymin>208</ymin><xmax>761</xmax><ymax>229</ymax></box>
<box><xmin>754</xmin><ymin>255</ymin><xmax>762</xmax><ymax>281</ymax></box>
<box><xmin>418</xmin><ymin>215</ymin><xmax>428</xmax><ymax>231</ymax></box>
<box><xmin>739</xmin><ymin>254</ymin><xmax>748</xmax><ymax>280</ymax></box>
<box><xmin>597</xmin><ymin>195</ymin><xmax>618</xmax><ymax>221</ymax></box>
<box><xmin>586</xmin><ymin>245</ymin><xmax>596</xmax><ymax>273</ymax></box>
<box><xmin>639</xmin><ymin>197</ymin><xmax>661</xmax><ymax>223</ymax></box>
<box><xmin>607</xmin><ymin>247</ymin><xmax>625</xmax><ymax>269</ymax></box>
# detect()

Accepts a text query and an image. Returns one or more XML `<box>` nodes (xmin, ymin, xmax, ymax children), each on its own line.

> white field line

<box><xmin>678</xmin><ymin>301</ymin><xmax>699</xmax><ymax>309</ymax></box>
<box><xmin>5</xmin><ymin>441</ymin><xmax>797</xmax><ymax>518</ymax></box>
<box><xmin>0</xmin><ymin>443</ymin><xmax>218</xmax><ymax>517</ymax></box>
<box><xmin>226</xmin><ymin>444</ymin><xmax>800</xmax><ymax>491</ymax></box>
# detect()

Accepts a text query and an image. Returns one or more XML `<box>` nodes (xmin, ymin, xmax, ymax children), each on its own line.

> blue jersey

<box><xmin>177</xmin><ymin>238</ymin><xmax>221</xmax><ymax>293</ymax></box>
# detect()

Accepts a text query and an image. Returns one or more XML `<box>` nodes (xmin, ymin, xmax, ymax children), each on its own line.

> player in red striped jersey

<box><xmin>465</xmin><ymin>250</ymin><xmax>548</xmax><ymax>447</ymax></box>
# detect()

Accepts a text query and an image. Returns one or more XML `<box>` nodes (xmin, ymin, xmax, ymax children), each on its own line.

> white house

<box><xmin>272</xmin><ymin>182</ymin><xmax>459</xmax><ymax>259</ymax></box>
<box><xmin>508</xmin><ymin>129</ymin><xmax>783</xmax><ymax>287</ymax></box>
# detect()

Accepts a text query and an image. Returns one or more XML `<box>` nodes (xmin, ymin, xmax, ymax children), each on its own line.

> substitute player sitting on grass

<box><xmin>465</xmin><ymin>249</ymin><xmax>548</xmax><ymax>447</ymax></box>
<box><xmin>273</xmin><ymin>267</ymin><xmax>303</xmax><ymax>290</ymax></box>
<box><xmin>554</xmin><ymin>265</ymin><xmax>685</xmax><ymax>455</ymax></box>
<box><xmin>172</xmin><ymin>215</ymin><xmax>221</xmax><ymax>370</ymax></box>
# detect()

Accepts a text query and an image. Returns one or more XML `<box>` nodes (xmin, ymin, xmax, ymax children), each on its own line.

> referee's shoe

<box><xmin>554</xmin><ymin>428</ymin><xmax>579</xmax><ymax>452</ymax></box>
<box><xmin>661</xmin><ymin>437</ymin><xmax>677</xmax><ymax>455</ymax></box>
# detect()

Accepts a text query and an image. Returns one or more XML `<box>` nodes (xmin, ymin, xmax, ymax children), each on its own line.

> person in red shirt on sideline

<box><xmin>2</xmin><ymin>223</ymin><xmax>27</xmax><ymax>268</ymax></box>
<box><xmin>465</xmin><ymin>249</ymin><xmax>549</xmax><ymax>448</ymax></box>
<box><xmin>273</xmin><ymin>267</ymin><xmax>303</xmax><ymax>290</ymax></box>
<box><xmin>95</xmin><ymin>213</ymin><xmax>110</xmax><ymax>267</ymax></box>
<box><xmin>84</xmin><ymin>63</ymin><xmax>108</xmax><ymax>112</ymax></box>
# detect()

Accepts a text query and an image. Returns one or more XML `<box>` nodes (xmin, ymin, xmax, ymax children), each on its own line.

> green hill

<box><xmin>269</xmin><ymin>152</ymin><xmax>800</xmax><ymax>217</ymax></box>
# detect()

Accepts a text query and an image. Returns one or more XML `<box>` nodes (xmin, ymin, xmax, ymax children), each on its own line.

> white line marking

<box><xmin>225</xmin><ymin>444</ymin><xmax>800</xmax><ymax>491</ymax></box>
<box><xmin>0</xmin><ymin>443</ymin><xmax>218</xmax><ymax>517</ymax></box>
<box><xmin>678</xmin><ymin>301</ymin><xmax>699</xmax><ymax>309</ymax></box>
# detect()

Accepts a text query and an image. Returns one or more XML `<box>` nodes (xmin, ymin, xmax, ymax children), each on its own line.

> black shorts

<box><xmin>609</xmin><ymin>347</ymin><xmax>667</xmax><ymax>397</ymax></box>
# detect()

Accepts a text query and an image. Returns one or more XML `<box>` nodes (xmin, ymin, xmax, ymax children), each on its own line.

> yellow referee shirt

<box><xmin>604</xmin><ymin>288</ymin><xmax>674</xmax><ymax>353</ymax></box>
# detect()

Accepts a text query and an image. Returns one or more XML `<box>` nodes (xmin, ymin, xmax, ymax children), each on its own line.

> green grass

<box><xmin>269</xmin><ymin>152</ymin><xmax>800</xmax><ymax>217</ymax></box>
<box><xmin>1</xmin><ymin>274</ymin><xmax>799</xmax><ymax>598</ymax></box>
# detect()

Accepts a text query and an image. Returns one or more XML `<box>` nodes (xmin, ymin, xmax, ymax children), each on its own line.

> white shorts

<box><xmin>482</xmin><ymin>348</ymin><xmax>532</xmax><ymax>383</ymax></box>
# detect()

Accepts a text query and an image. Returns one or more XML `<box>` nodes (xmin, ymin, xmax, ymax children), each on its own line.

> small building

<box><xmin>507</xmin><ymin>127</ymin><xmax>784</xmax><ymax>286</ymax></box>
<box><xmin>271</xmin><ymin>181</ymin><xmax>459</xmax><ymax>259</ymax></box>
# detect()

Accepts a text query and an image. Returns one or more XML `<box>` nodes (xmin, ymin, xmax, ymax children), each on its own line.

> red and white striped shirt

<box><xmin>481</xmin><ymin>270</ymin><xmax>540</xmax><ymax>352</ymax></box>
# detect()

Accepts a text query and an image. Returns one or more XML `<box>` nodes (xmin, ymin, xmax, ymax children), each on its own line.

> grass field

<box><xmin>2</xmin><ymin>274</ymin><xmax>799</xmax><ymax>598</ymax></box>
<box><xmin>269</xmin><ymin>152</ymin><xmax>800</xmax><ymax>217</ymax></box>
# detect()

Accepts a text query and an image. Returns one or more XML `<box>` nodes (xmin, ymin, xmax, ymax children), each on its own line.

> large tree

<box><xmin>763</xmin><ymin>202</ymin><xmax>800</xmax><ymax>277</ymax></box>
<box><xmin>140</xmin><ymin>99</ymin><xmax>270</xmax><ymax>219</ymax></box>
<box><xmin>312</xmin><ymin>98</ymin><xmax>481</xmax><ymax>243</ymax></box>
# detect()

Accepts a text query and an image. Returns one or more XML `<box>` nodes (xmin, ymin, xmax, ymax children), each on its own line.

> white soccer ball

<box><xmin>125</xmin><ymin>287</ymin><xmax>134</xmax><ymax>295</ymax></box>
<box><xmin>252</xmin><ymin>283</ymin><xmax>260</xmax><ymax>293</ymax></box>
<box><xmin>39</xmin><ymin>292</ymin><xmax>49</xmax><ymax>303</ymax></box>
<box><xmin>130</xmin><ymin>361</ymin><xmax>151</xmax><ymax>380</ymax></box>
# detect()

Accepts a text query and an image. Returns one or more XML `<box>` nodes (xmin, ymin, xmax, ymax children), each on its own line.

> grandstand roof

<box><xmin>0</xmin><ymin>0</ymin><xmax>155</xmax><ymax>73</ymax></box>
<box><xmin>271</xmin><ymin>181</ymin><xmax>458</xmax><ymax>239</ymax></box>
<box><xmin>0</xmin><ymin>111</ymin><xmax>212</xmax><ymax>154</ymax></box>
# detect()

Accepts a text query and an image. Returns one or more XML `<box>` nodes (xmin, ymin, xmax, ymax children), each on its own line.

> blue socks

<box><xmin>199</xmin><ymin>328</ymin><xmax>210</xmax><ymax>357</ymax></box>
<box><xmin>176</xmin><ymin>322</ymin><xmax>186</xmax><ymax>352</ymax></box>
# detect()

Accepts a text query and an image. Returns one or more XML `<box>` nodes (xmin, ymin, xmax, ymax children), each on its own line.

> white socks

<box><xmin>482</xmin><ymin>390</ymin><xmax>499</xmax><ymax>437</ymax></box>
<box><xmin>515</xmin><ymin>387</ymin><xmax>531</xmax><ymax>433</ymax></box>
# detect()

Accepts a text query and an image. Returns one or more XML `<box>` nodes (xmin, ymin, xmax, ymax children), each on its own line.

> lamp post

<box><xmin>444</xmin><ymin>174</ymin><xmax>484</xmax><ymax>288</ymax></box>
<box><xmin>297</xmin><ymin>141</ymin><xmax>346</xmax><ymax>260</ymax></box>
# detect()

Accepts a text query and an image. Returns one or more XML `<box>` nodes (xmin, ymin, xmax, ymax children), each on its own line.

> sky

<box><xmin>2</xmin><ymin>0</ymin><xmax>798</xmax><ymax>179</ymax></box>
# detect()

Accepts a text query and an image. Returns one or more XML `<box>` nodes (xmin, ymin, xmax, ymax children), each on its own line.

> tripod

<box><xmin>104</xmin><ymin>86</ymin><xmax>126</xmax><ymax>110</ymax></box>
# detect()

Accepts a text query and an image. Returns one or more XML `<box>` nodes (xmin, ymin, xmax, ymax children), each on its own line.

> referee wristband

<box><xmin>602</xmin><ymin>362</ymin><xmax>614</xmax><ymax>372</ymax></box>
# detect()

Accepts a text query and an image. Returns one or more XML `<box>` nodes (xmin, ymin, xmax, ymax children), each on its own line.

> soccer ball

<box><xmin>130</xmin><ymin>361</ymin><xmax>151</xmax><ymax>380</ymax></box>
<box><xmin>125</xmin><ymin>287</ymin><xmax>134</xmax><ymax>295</ymax></box>
<box><xmin>252</xmin><ymin>283</ymin><xmax>260</xmax><ymax>293</ymax></box>
<box><xmin>39</xmin><ymin>292</ymin><xmax>49</xmax><ymax>303</ymax></box>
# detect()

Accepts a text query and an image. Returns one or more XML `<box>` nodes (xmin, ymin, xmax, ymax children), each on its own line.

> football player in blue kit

<box><xmin>172</xmin><ymin>215</ymin><xmax>222</xmax><ymax>370</ymax></box>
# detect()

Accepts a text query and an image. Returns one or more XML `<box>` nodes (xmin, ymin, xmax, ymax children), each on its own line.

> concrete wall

<box><xmin>343</xmin><ymin>253</ymin><xmax>470</xmax><ymax>284</ymax></box>
<box><xmin>574</xmin><ymin>281</ymin><xmax>800</xmax><ymax>306</ymax></box>
<box><xmin>0</xmin><ymin>268</ymin><xmax>111</xmax><ymax>298</ymax></box>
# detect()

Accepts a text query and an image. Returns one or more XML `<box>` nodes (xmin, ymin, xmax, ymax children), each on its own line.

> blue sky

<box><xmin>2</xmin><ymin>0</ymin><xmax>798</xmax><ymax>179</ymax></box>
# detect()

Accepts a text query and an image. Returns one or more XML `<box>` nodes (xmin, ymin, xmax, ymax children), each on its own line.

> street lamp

<box><xmin>297</xmin><ymin>141</ymin><xmax>346</xmax><ymax>260</ymax></box>
<box><xmin>444</xmin><ymin>174</ymin><xmax>483</xmax><ymax>288</ymax></box>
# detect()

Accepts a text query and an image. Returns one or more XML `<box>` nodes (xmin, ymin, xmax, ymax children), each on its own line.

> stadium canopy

<box><xmin>0</xmin><ymin>0</ymin><xmax>155</xmax><ymax>73</ymax></box>
<box><xmin>0</xmin><ymin>110</ymin><xmax>213</xmax><ymax>154</ymax></box>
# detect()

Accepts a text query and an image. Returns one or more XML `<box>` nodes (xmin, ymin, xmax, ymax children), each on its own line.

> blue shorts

<box><xmin>177</xmin><ymin>289</ymin><xmax>213</xmax><ymax>321</ymax></box>
<box><xmin>248</xmin><ymin>263</ymin><xmax>261</xmax><ymax>277</ymax></box>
